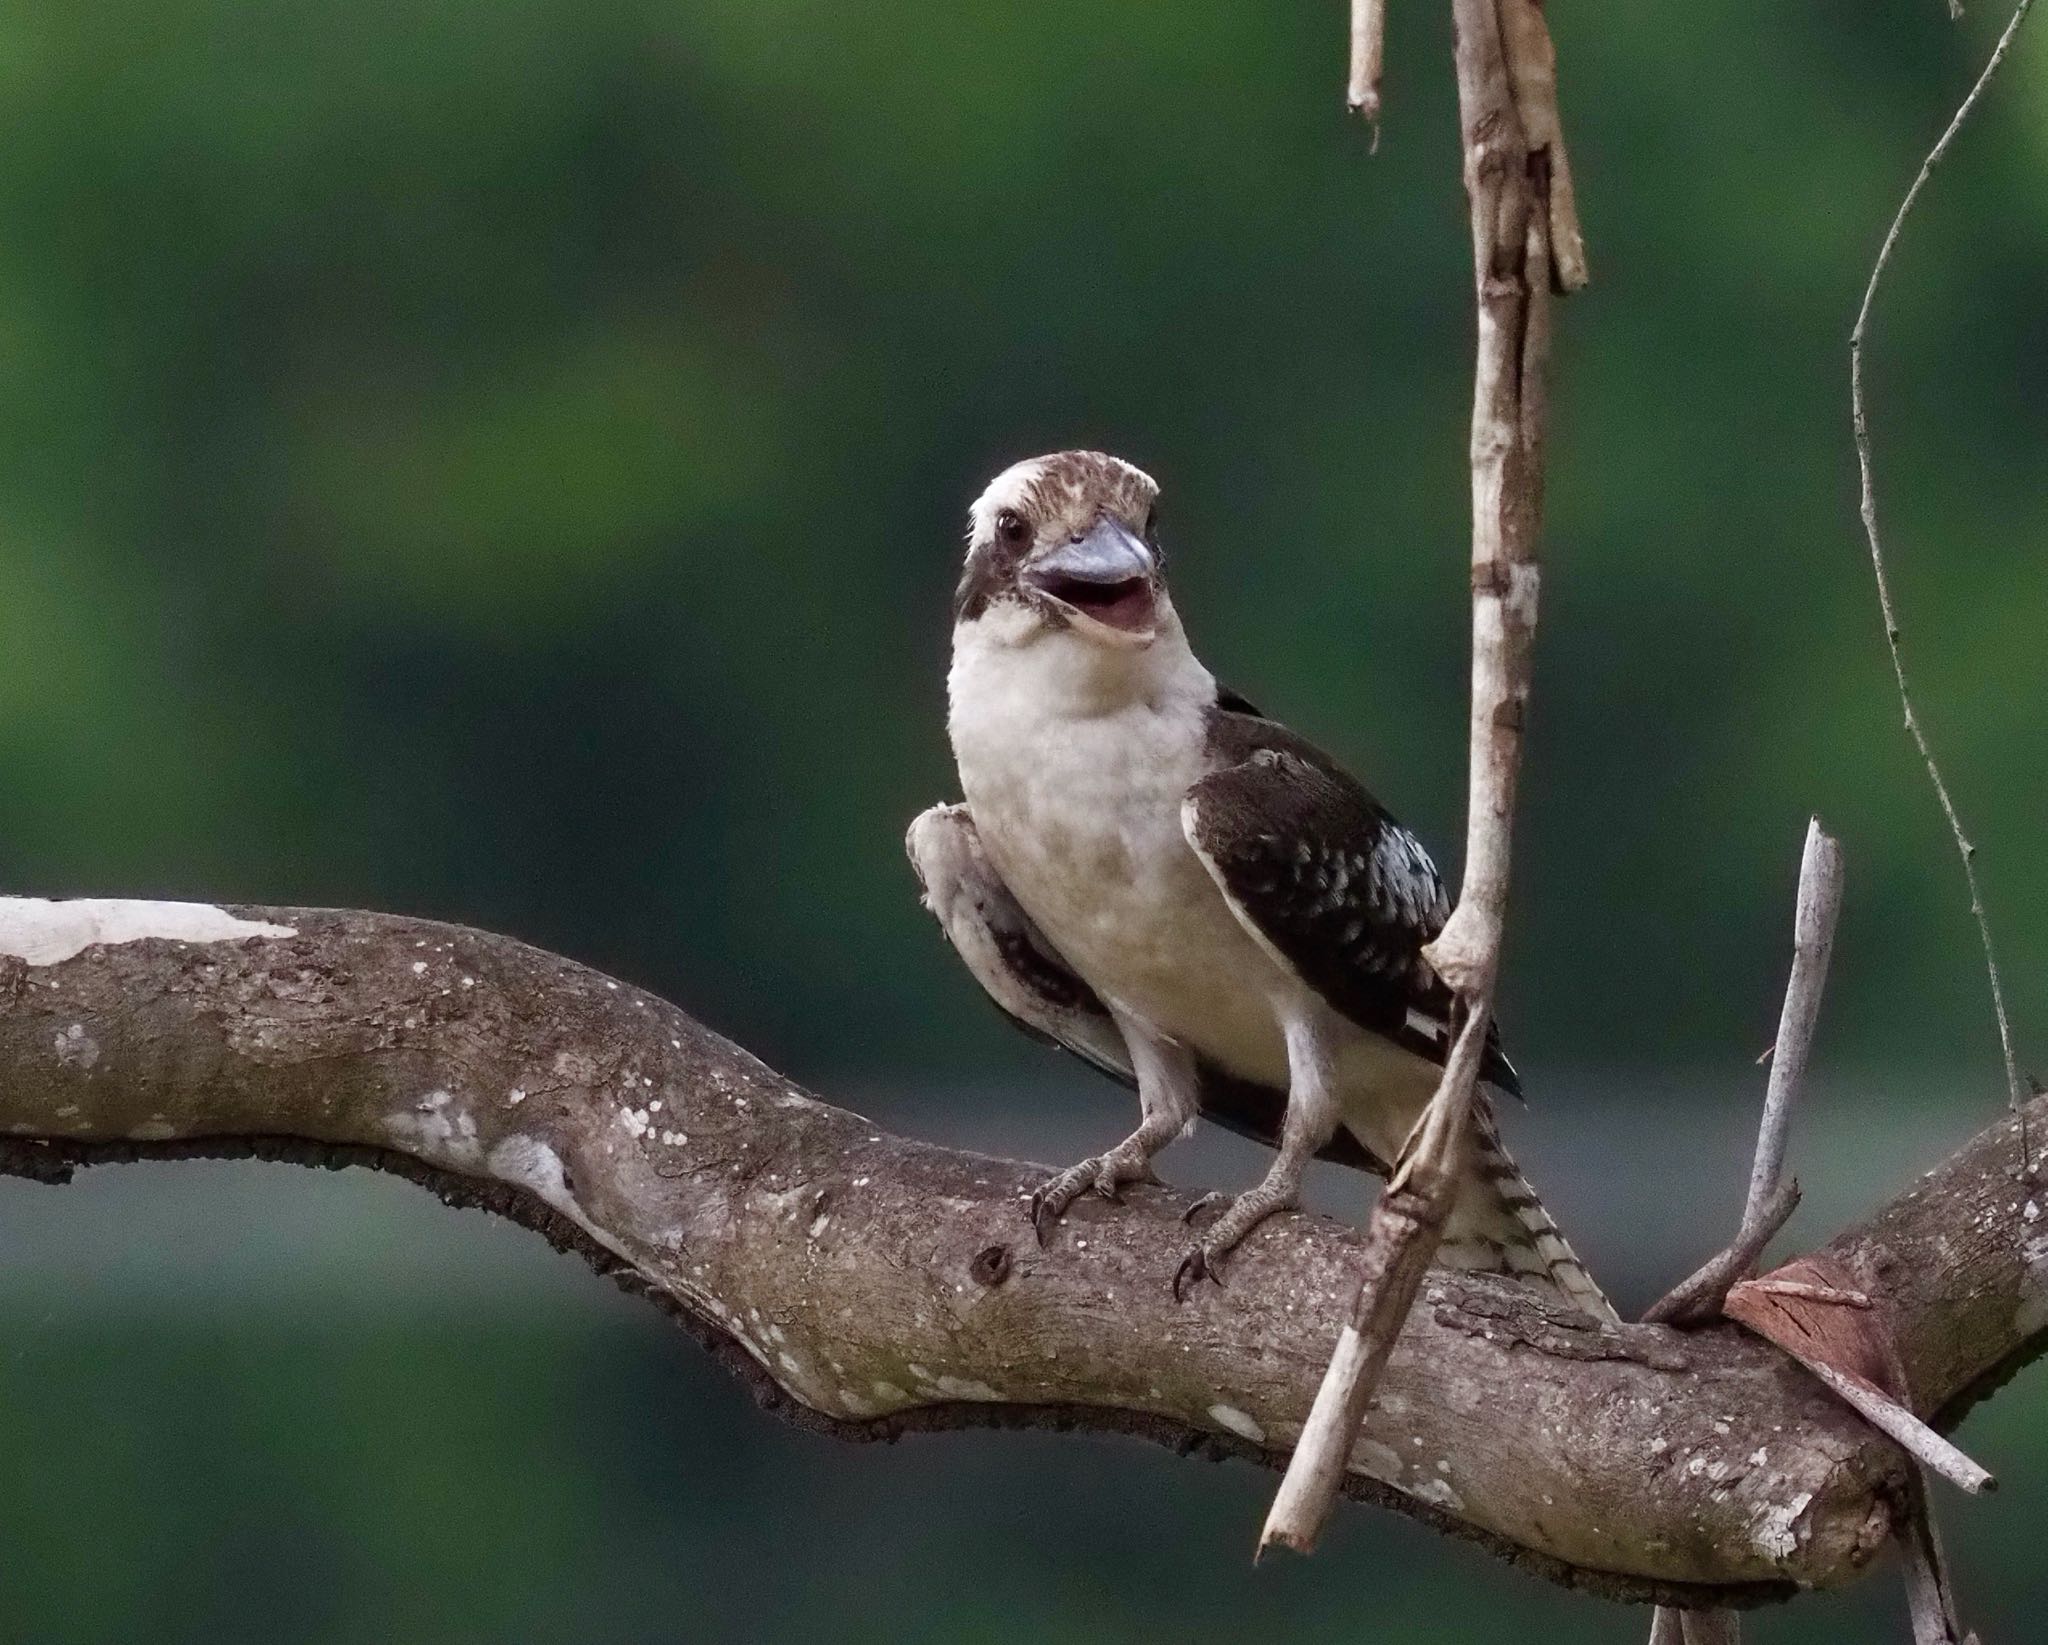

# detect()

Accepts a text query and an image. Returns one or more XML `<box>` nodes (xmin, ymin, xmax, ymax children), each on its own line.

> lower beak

<box><xmin>1024</xmin><ymin>522</ymin><xmax>1159</xmax><ymax>637</ymax></box>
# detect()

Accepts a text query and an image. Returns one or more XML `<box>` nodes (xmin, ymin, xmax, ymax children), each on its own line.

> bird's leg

<box><xmin>1029</xmin><ymin>1013</ymin><xmax>1196</xmax><ymax>1245</ymax></box>
<box><xmin>1175</xmin><ymin>1010</ymin><xmax>1340</xmax><ymax>1299</ymax></box>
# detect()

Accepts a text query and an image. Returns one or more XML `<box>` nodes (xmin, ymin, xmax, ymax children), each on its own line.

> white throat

<box><xmin>947</xmin><ymin>597</ymin><xmax>1210</xmax><ymax>728</ymax></box>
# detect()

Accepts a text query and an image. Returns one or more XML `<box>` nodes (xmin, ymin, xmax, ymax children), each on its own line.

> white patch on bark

<box><xmin>1750</xmin><ymin>1490</ymin><xmax>1814</xmax><ymax>1562</ymax></box>
<box><xmin>1408</xmin><ymin>1475</ymin><xmax>1466</xmax><ymax>1513</ymax></box>
<box><xmin>488</xmin><ymin>1135</ymin><xmax>581</xmax><ymax>1216</ymax></box>
<box><xmin>384</xmin><ymin>1089</ymin><xmax>482</xmax><ymax>1166</ymax></box>
<box><xmin>1354</xmin><ymin>1438</ymin><xmax>1405</xmax><ymax>1482</ymax></box>
<box><xmin>53</xmin><ymin>1024</ymin><xmax>99</xmax><ymax>1069</ymax></box>
<box><xmin>1207</xmin><ymin>1403</ymin><xmax>1266</xmax><ymax>1444</ymax></box>
<box><xmin>930</xmin><ymin>1375</ymin><xmax>1001</xmax><ymax>1401</ymax></box>
<box><xmin>0</xmin><ymin>898</ymin><xmax>296</xmax><ymax>966</ymax></box>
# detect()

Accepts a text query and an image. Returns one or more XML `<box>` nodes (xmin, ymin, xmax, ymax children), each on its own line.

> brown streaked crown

<box><xmin>955</xmin><ymin>450</ymin><xmax>1160</xmax><ymax>624</ymax></box>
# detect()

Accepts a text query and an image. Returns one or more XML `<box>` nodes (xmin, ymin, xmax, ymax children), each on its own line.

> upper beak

<box><xmin>1025</xmin><ymin>519</ymin><xmax>1154</xmax><ymax>591</ymax></box>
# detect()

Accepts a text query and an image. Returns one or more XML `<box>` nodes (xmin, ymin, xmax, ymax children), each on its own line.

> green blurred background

<box><xmin>0</xmin><ymin>0</ymin><xmax>2043</xmax><ymax>1638</ymax></box>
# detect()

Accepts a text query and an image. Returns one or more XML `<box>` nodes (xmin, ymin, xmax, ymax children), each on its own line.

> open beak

<box><xmin>1024</xmin><ymin>520</ymin><xmax>1158</xmax><ymax>637</ymax></box>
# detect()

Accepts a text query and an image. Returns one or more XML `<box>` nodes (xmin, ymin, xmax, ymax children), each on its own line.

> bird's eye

<box><xmin>994</xmin><ymin>509</ymin><xmax>1029</xmax><ymax>549</ymax></box>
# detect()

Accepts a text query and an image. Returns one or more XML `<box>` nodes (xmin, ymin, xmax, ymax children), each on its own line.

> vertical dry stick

<box><xmin>1348</xmin><ymin>0</ymin><xmax>1387</xmax><ymax>133</ymax></box>
<box><xmin>1745</xmin><ymin>818</ymin><xmax>1844</xmax><ymax>1224</ymax></box>
<box><xmin>1852</xmin><ymin>0</ymin><xmax>2035</xmax><ymax>1145</ymax></box>
<box><xmin>1900</xmin><ymin>1471</ymin><xmax>1975</xmax><ymax>1645</ymax></box>
<box><xmin>1259</xmin><ymin>0</ymin><xmax>1575</xmax><ymax>1557</ymax></box>
<box><xmin>1421</xmin><ymin>0</ymin><xmax>1546</xmax><ymax>1008</ymax></box>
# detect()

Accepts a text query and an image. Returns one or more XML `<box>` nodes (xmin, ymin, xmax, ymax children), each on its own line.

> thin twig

<box><xmin>1678</xmin><ymin>1613</ymin><xmax>1741</xmax><ymax>1645</ymax></box>
<box><xmin>1900</xmin><ymin>1469</ymin><xmax>1976</xmax><ymax>1644</ymax></box>
<box><xmin>1900</xmin><ymin>1474</ymin><xmax>1982</xmax><ymax>1638</ymax></box>
<box><xmin>1851</xmin><ymin>0</ymin><xmax>2036</xmax><ymax>1155</ymax></box>
<box><xmin>1260</xmin><ymin>0</ymin><xmax>1578</xmax><ymax>1558</ymax></box>
<box><xmin>1258</xmin><ymin>1010</ymin><xmax>1488</xmax><ymax>1554</ymax></box>
<box><xmin>1743</xmin><ymin>1278</ymin><xmax>1871</xmax><ymax>1309</ymax></box>
<box><xmin>1348</xmin><ymin>0</ymin><xmax>1387</xmax><ymax>140</ymax></box>
<box><xmin>1747</xmin><ymin>820</ymin><xmax>1845</xmax><ymax>1224</ymax></box>
<box><xmin>1647</xmin><ymin>823</ymin><xmax>1842</xmax><ymax>1642</ymax></box>
<box><xmin>1798</xmin><ymin>1359</ymin><xmax>1994</xmax><ymax>1496</ymax></box>
<box><xmin>1643</xmin><ymin>821</ymin><xmax>1843</xmax><ymax>1333</ymax></box>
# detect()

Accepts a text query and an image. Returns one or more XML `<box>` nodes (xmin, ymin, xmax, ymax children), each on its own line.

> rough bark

<box><xmin>2</xmin><ymin>899</ymin><xmax>2040</xmax><ymax>1607</ymax></box>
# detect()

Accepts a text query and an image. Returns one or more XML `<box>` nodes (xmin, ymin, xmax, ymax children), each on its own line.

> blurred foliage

<box><xmin>0</xmin><ymin>0</ymin><xmax>2043</xmax><ymax>1638</ymax></box>
<box><xmin>0</xmin><ymin>0</ymin><xmax>2041</xmax><ymax>1095</ymax></box>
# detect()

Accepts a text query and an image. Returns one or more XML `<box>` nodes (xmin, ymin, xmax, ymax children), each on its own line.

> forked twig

<box><xmin>1641</xmin><ymin>1178</ymin><xmax>1798</xmax><ymax>1327</ymax></box>
<box><xmin>1851</xmin><ymin>0</ymin><xmax>2036</xmax><ymax>1151</ymax></box>
<box><xmin>1646</xmin><ymin>822</ymin><xmax>1841</xmax><ymax>1642</ymax></box>
<box><xmin>1660</xmin><ymin>16</ymin><xmax>2041</xmax><ymax>1640</ymax></box>
<box><xmin>1644</xmin><ymin>820</ymin><xmax>1841</xmax><ymax>1329</ymax></box>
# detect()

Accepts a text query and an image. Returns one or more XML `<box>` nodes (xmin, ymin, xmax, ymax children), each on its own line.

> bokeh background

<box><xmin>0</xmin><ymin>0</ymin><xmax>2043</xmax><ymax>1639</ymax></box>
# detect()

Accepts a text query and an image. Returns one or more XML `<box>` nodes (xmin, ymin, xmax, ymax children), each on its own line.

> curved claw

<box><xmin>1173</xmin><ymin>1246</ymin><xmax>1224</xmax><ymax>1303</ymax></box>
<box><xmin>1181</xmin><ymin>1190</ymin><xmax>1229</xmax><ymax>1227</ymax></box>
<box><xmin>1028</xmin><ymin>1188</ymin><xmax>1062</xmax><ymax>1247</ymax></box>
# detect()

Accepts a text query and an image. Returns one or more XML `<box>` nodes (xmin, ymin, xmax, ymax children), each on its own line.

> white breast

<box><xmin>946</xmin><ymin>608</ymin><xmax>1293</xmax><ymax>1085</ymax></box>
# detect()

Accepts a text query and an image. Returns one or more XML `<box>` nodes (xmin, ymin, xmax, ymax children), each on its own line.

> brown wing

<box><xmin>1183</xmin><ymin>710</ymin><xmax>1520</xmax><ymax>1097</ymax></box>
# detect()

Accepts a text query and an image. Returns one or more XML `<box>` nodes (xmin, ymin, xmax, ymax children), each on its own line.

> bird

<box><xmin>907</xmin><ymin>449</ymin><xmax>1611</xmax><ymax>1318</ymax></box>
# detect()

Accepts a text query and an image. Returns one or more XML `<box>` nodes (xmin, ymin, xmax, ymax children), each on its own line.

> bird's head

<box><xmin>955</xmin><ymin>451</ymin><xmax>1165</xmax><ymax>649</ymax></box>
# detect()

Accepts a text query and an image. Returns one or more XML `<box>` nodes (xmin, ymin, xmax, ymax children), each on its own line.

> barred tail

<box><xmin>1438</xmin><ymin>1109</ymin><xmax>1617</xmax><ymax>1325</ymax></box>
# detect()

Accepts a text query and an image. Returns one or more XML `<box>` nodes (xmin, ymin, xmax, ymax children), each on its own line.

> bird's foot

<box><xmin>1027</xmin><ymin>1146</ymin><xmax>1157</xmax><ymax>1244</ymax></box>
<box><xmin>1172</xmin><ymin>1183</ymin><xmax>1299</xmax><ymax>1301</ymax></box>
<box><xmin>1181</xmin><ymin>1190</ymin><xmax>1230</xmax><ymax>1227</ymax></box>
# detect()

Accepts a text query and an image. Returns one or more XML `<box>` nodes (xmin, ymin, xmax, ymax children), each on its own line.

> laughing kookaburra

<box><xmin>908</xmin><ymin>450</ymin><xmax>1611</xmax><ymax>1317</ymax></box>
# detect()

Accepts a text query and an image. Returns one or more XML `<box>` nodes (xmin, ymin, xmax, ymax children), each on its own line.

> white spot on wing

<box><xmin>0</xmin><ymin>898</ymin><xmax>296</xmax><ymax>967</ymax></box>
<box><xmin>1372</xmin><ymin>826</ymin><xmax>1447</xmax><ymax>929</ymax></box>
<box><xmin>1403</xmin><ymin>1007</ymin><xmax>1446</xmax><ymax>1042</ymax></box>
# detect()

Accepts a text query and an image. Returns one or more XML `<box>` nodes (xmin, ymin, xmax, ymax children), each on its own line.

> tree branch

<box><xmin>7</xmin><ymin>896</ymin><xmax>2047</xmax><ymax>1606</ymax></box>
